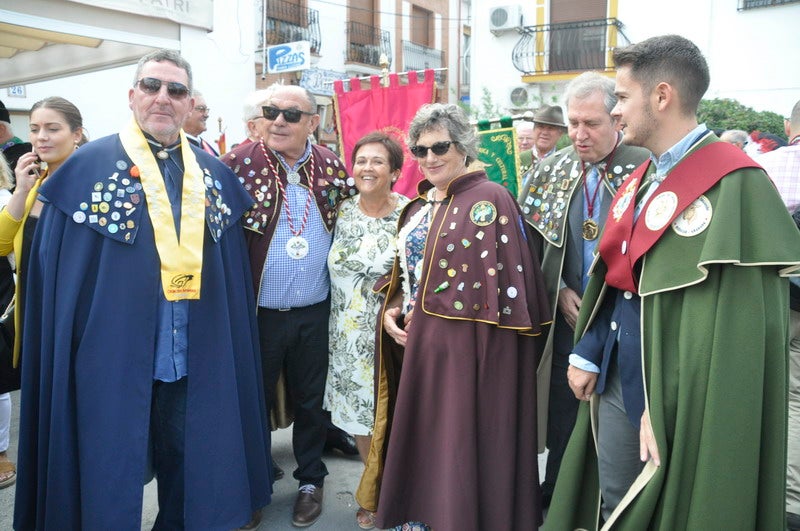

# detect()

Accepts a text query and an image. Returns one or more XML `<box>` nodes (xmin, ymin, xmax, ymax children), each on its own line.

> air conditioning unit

<box><xmin>508</xmin><ymin>86</ymin><xmax>530</xmax><ymax>108</ymax></box>
<box><xmin>489</xmin><ymin>5</ymin><xmax>522</xmax><ymax>34</ymax></box>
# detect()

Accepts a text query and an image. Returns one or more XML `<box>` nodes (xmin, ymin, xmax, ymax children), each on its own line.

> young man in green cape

<box><xmin>544</xmin><ymin>34</ymin><xmax>800</xmax><ymax>530</ymax></box>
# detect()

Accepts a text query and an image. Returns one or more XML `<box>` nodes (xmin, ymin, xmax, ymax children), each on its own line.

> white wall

<box><xmin>308</xmin><ymin>0</ymin><xmax>348</xmax><ymax>73</ymax></box>
<box><xmin>617</xmin><ymin>0</ymin><xmax>800</xmax><ymax>116</ymax></box>
<box><xmin>470</xmin><ymin>0</ymin><xmax>537</xmax><ymax>113</ymax></box>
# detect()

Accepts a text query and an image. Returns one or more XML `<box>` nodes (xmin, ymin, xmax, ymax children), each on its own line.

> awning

<box><xmin>0</xmin><ymin>0</ymin><xmax>212</xmax><ymax>87</ymax></box>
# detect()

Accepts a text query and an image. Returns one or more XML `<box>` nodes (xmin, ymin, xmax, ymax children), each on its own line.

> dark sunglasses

<box><xmin>409</xmin><ymin>141</ymin><xmax>455</xmax><ymax>158</ymax></box>
<box><xmin>262</xmin><ymin>105</ymin><xmax>315</xmax><ymax>123</ymax></box>
<box><xmin>135</xmin><ymin>77</ymin><xmax>191</xmax><ymax>99</ymax></box>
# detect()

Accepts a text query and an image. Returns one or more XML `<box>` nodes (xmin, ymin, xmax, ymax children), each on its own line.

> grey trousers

<box><xmin>788</xmin><ymin>310</ymin><xmax>800</xmax><ymax>515</ymax></box>
<box><xmin>597</xmin><ymin>359</ymin><xmax>645</xmax><ymax>522</ymax></box>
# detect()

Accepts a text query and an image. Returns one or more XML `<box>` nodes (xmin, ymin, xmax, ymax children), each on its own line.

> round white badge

<box><xmin>286</xmin><ymin>236</ymin><xmax>309</xmax><ymax>259</ymax></box>
<box><xmin>672</xmin><ymin>195</ymin><xmax>713</xmax><ymax>237</ymax></box>
<box><xmin>645</xmin><ymin>191</ymin><xmax>679</xmax><ymax>231</ymax></box>
<box><xmin>287</xmin><ymin>171</ymin><xmax>301</xmax><ymax>185</ymax></box>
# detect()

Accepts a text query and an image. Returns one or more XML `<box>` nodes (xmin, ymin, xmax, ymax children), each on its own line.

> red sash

<box><xmin>599</xmin><ymin>141</ymin><xmax>760</xmax><ymax>293</ymax></box>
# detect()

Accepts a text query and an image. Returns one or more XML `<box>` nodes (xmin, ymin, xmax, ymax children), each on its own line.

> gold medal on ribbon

<box><xmin>582</xmin><ymin>219</ymin><xmax>599</xmax><ymax>240</ymax></box>
<box><xmin>119</xmin><ymin>118</ymin><xmax>205</xmax><ymax>300</ymax></box>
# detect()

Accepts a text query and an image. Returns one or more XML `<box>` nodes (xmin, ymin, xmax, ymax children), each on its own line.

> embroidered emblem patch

<box><xmin>469</xmin><ymin>201</ymin><xmax>497</xmax><ymax>226</ymax></box>
<box><xmin>645</xmin><ymin>191</ymin><xmax>679</xmax><ymax>231</ymax></box>
<box><xmin>612</xmin><ymin>177</ymin><xmax>638</xmax><ymax>221</ymax></box>
<box><xmin>672</xmin><ymin>195</ymin><xmax>712</xmax><ymax>237</ymax></box>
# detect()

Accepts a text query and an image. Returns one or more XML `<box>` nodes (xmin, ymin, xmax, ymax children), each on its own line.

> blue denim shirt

<box><xmin>151</xmin><ymin>143</ymin><xmax>188</xmax><ymax>382</ymax></box>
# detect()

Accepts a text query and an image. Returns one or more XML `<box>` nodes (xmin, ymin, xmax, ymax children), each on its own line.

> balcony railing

<box><xmin>257</xmin><ymin>0</ymin><xmax>321</xmax><ymax>55</ymax></box>
<box><xmin>346</xmin><ymin>21</ymin><xmax>392</xmax><ymax>68</ymax></box>
<box><xmin>511</xmin><ymin>18</ymin><xmax>630</xmax><ymax>76</ymax></box>
<box><xmin>402</xmin><ymin>40</ymin><xmax>445</xmax><ymax>83</ymax></box>
<box><xmin>738</xmin><ymin>0</ymin><xmax>799</xmax><ymax>9</ymax></box>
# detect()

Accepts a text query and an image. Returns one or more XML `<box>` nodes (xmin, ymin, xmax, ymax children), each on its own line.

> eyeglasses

<box><xmin>135</xmin><ymin>77</ymin><xmax>191</xmax><ymax>99</ymax></box>
<box><xmin>262</xmin><ymin>105</ymin><xmax>315</xmax><ymax>123</ymax></box>
<box><xmin>194</xmin><ymin>105</ymin><xmax>210</xmax><ymax>114</ymax></box>
<box><xmin>409</xmin><ymin>141</ymin><xmax>455</xmax><ymax>158</ymax></box>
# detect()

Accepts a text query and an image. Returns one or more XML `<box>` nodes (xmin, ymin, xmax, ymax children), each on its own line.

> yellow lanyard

<box><xmin>119</xmin><ymin>118</ymin><xmax>205</xmax><ymax>300</ymax></box>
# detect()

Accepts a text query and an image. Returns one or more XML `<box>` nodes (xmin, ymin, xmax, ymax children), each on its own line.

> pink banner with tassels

<box><xmin>333</xmin><ymin>70</ymin><xmax>436</xmax><ymax>198</ymax></box>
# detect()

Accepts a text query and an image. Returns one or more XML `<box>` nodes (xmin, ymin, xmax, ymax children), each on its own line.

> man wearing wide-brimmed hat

<box><xmin>519</xmin><ymin>104</ymin><xmax>567</xmax><ymax>175</ymax></box>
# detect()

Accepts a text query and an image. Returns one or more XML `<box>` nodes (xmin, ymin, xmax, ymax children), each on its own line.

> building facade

<box><xmin>1</xmin><ymin>0</ymin><xmax>466</xmax><ymax>151</ymax></box>
<box><xmin>470</xmin><ymin>0</ymin><xmax>800</xmax><ymax>117</ymax></box>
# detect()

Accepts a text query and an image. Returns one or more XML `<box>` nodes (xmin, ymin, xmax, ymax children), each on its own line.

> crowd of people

<box><xmin>0</xmin><ymin>32</ymin><xmax>799</xmax><ymax>531</ymax></box>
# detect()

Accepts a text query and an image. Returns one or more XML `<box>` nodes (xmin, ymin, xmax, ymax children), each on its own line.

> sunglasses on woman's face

<box><xmin>262</xmin><ymin>105</ymin><xmax>315</xmax><ymax>123</ymax></box>
<box><xmin>135</xmin><ymin>77</ymin><xmax>191</xmax><ymax>99</ymax></box>
<box><xmin>409</xmin><ymin>141</ymin><xmax>454</xmax><ymax>158</ymax></box>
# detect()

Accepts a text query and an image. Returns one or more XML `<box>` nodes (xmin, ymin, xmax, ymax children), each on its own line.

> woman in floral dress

<box><xmin>324</xmin><ymin>132</ymin><xmax>408</xmax><ymax>529</ymax></box>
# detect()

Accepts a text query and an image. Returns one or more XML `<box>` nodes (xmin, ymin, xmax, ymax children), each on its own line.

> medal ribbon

<box><xmin>260</xmin><ymin>140</ymin><xmax>315</xmax><ymax>237</ymax></box>
<box><xmin>119</xmin><ymin>118</ymin><xmax>205</xmax><ymax>300</ymax></box>
<box><xmin>582</xmin><ymin>143</ymin><xmax>617</xmax><ymax>218</ymax></box>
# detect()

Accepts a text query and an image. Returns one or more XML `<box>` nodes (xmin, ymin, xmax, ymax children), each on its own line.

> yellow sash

<box><xmin>119</xmin><ymin>118</ymin><xmax>205</xmax><ymax>300</ymax></box>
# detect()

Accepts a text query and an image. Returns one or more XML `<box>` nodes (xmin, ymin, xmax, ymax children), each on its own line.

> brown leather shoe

<box><xmin>292</xmin><ymin>484</ymin><xmax>323</xmax><ymax>527</ymax></box>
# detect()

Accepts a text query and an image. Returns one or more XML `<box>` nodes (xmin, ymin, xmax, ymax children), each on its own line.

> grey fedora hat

<box><xmin>532</xmin><ymin>104</ymin><xmax>566</xmax><ymax>128</ymax></box>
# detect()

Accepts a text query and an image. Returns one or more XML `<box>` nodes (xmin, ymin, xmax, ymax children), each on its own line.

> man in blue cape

<box><xmin>14</xmin><ymin>50</ymin><xmax>271</xmax><ymax>530</ymax></box>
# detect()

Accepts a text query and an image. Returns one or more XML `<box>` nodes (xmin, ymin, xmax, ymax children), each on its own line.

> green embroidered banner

<box><xmin>477</xmin><ymin>122</ymin><xmax>521</xmax><ymax>198</ymax></box>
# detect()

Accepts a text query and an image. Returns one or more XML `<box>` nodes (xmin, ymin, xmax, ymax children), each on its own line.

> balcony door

<box><xmin>349</xmin><ymin>0</ymin><xmax>377</xmax><ymax>45</ymax></box>
<box><xmin>549</xmin><ymin>0</ymin><xmax>606</xmax><ymax>71</ymax></box>
<box><xmin>268</xmin><ymin>0</ymin><xmax>307</xmax><ymax>27</ymax></box>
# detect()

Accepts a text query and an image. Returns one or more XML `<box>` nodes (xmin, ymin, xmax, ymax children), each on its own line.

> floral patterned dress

<box><xmin>324</xmin><ymin>193</ymin><xmax>408</xmax><ymax>436</ymax></box>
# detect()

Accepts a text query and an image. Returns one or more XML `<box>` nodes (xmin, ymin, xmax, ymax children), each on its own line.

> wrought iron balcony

<box><xmin>511</xmin><ymin>18</ymin><xmax>630</xmax><ymax>76</ymax></box>
<box><xmin>257</xmin><ymin>0</ymin><xmax>321</xmax><ymax>55</ymax></box>
<box><xmin>402</xmin><ymin>40</ymin><xmax>445</xmax><ymax>83</ymax></box>
<box><xmin>346</xmin><ymin>21</ymin><xmax>392</xmax><ymax>68</ymax></box>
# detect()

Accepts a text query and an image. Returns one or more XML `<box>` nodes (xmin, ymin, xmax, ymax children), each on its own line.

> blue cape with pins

<box><xmin>14</xmin><ymin>134</ymin><xmax>271</xmax><ymax>530</ymax></box>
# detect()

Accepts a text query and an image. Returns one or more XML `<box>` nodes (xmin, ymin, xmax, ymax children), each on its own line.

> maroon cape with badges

<box><xmin>357</xmin><ymin>171</ymin><xmax>551</xmax><ymax>531</ymax></box>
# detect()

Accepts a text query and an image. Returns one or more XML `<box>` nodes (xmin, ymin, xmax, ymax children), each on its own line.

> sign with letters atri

<box><xmin>66</xmin><ymin>0</ymin><xmax>213</xmax><ymax>30</ymax></box>
<box><xmin>267</xmin><ymin>41</ymin><xmax>311</xmax><ymax>74</ymax></box>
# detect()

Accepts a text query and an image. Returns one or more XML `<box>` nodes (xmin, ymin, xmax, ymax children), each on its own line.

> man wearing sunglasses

<box><xmin>183</xmin><ymin>90</ymin><xmax>218</xmax><ymax>156</ymax></box>
<box><xmin>13</xmin><ymin>49</ymin><xmax>271</xmax><ymax>531</ymax></box>
<box><xmin>222</xmin><ymin>83</ymin><xmax>355</xmax><ymax>528</ymax></box>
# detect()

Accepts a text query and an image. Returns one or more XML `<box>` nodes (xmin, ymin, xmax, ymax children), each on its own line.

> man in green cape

<box><xmin>545</xmin><ymin>34</ymin><xmax>800</xmax><ymax>530</ymax></box>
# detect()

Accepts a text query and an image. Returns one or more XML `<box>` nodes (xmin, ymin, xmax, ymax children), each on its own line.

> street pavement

<box><xmin>0</xmin><ymin>390</ymin><xmax>547</xmax><ymax>529</ymax></box>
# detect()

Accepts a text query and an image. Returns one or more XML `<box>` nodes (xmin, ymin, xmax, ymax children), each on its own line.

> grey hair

<box><xmin>408</xmin><ymin>103</ymin><xmax>479</xmax><ymax>166</ymax></box>
<box><xmin>791</xmin><ymin>99</ymin><xmax>800</xmax><ymax>130</ymax></box>
<box><xmin>133</xmin><ymin>49</ymin><xmax>193</xmax><ymax>92</ymax></box>
<box><xmin>242</xmin><ymin>88</ymin><xmax>276</xmax><ymax>121</ymax></box>
<box><xmin>720</xmin><ymin>129</ymin><xmax>748</xmax><ymax>145</ymax></box>
<box><xmin>268</xmin><ymin>83</ymin><xmax>318</xmax><ymax>113</ymax></box>
<box><xmin>564</xmin><ymin>72</ymin><xmax>617</xmax><ymax>114</ymax></box>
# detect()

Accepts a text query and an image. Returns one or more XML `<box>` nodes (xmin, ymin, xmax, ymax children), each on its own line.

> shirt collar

<box><xmin>275</xmin><ymin>141</ymin><xmax>312</xmax><ymax>172</ymax></box>
<box><xmin>651</xmin><ymin>123</ymin><xmax>709</xmax><ymax>180</ymax></box>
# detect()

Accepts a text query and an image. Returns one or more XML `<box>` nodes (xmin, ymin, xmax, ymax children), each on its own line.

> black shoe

<box><xmin>324</xmin><ymin>428</ymin><xmax>358</xmax><ymax>456</ymax></box>
<box><xmin>788</xmin><ymin>512</ymin><xmax>800</xmax><ymax>531</ymax></box>
<box><xmin>272</xmin><ymin>458</ymin><xmax>285</xmax><ymax>481</ymax></box>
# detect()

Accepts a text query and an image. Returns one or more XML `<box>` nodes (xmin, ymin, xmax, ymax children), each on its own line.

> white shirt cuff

<box><xmin>569</xmin><ymin>353</ymin><xmax>600</xmax><ymax>373</ymax></box>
